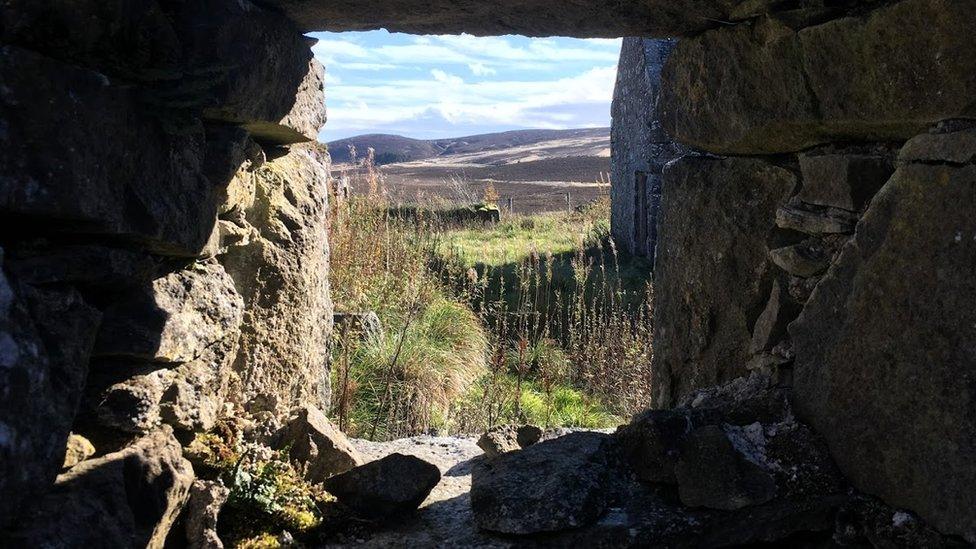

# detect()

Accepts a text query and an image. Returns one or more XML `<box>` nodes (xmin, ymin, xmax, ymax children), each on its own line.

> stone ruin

<box><xmin>0</xmin><ymin>0</ymin><xmax>974</xmax><ymax>545</ymax></box>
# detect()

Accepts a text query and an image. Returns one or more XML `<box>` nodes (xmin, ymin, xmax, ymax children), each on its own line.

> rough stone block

<box><xmin>323</xmin><ymin>453</ymin><xmax>441</xmax><ymax>518</ymax></box>
<box><xmin>0</xmin><ymin>256</ymin><xmax>101</xmax><ymax>529</ymax></box>
<box><xmin>798</xmin><ymin>153</ymin><xmax>894</xmax><ymax>212</ymax></box>
<box><xmin>174</xmin><ymin>0</ymin><xmax>326</xmax><ymax>144</ymax></box>
<box><xmin>775</xmin><ymin>204</ymin><xmax>857</xmax><ymax>235</ymax></box>
<box><xmin>6</xmin><ymin>428</ymin><xmax>194</xmax><ymax>548</ymax></box>
<box><xmin>220</xmin><ymin>145</ymin><xmax>333</xmax><ymax>413</ymax></box>
<box><xmin>651</xmin><ymin>156</ymin><xmax>793</xmax><ymax>408</ymax></box>
<box><xmin>276</xmin><ymin>405</ymin><xmax>363</xmax><ymax>483</ymax></box>
<box><xmin>791</xmin><ymin>127</ymin><xmax>976</xmax><ymax>541</ymax></box>
<box><xmin>661</xmin><ymin>0</ymin><xmax>976</xmax><ymax>154</ymax></box>
<box><xmin>0</xmin><ymin>46</ymin><xmax>218</xmax><ymax>257</ymax></box>
<box><xmin>675</xmin><ymin>425</ymin><xmax>777</xmax><ymax>511</ymax></box>
<box><xmin>94</xmin><ymin>260</ymin><xmax>244</xmax><ymax>363</ymax></box>
<box><xmin>768</xmin><ymin>243</ymin><xmax>830</xmax><ymax>278</ymax></box>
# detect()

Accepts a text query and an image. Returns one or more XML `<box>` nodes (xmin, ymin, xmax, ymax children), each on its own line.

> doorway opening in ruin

<box><xmin>293</xmin><ymin>29</ymin><xmax>667</xmax><ymax>545</ymax></box>
<box><xmin>634</xmin><ymin>171</ymin><xmax>649</xmax><ymax>256</ymax></box>
<box><xmin>317</xmin><ymin>30</ymin><xmax>657</xmax><ymax>437</ymax></box>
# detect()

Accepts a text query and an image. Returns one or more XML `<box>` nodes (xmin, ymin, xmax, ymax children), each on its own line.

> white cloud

<box><xmin>431</xmin><ymin>69</ymin><xmax>464</xmax><ymax>86</ymax></box>
<box><xmin>468</xmin><ymin>63</ymin><xmax>497</xmax><ymax>76</ymax></box>
<box><xmin>312</xmin><ymin>32</ymin><xmax>621</xmax><ymax>140</ymax></box>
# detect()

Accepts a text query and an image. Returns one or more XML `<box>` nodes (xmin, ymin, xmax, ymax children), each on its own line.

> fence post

<box><xmin>565</xmin><ymin>192</ymin><xmax>571</xmax><ymax>212</ymax></box>
<box><xmin>508</xmin><ymin>196</ymin><xmax>514</xmax><ymax>213</ymax></box>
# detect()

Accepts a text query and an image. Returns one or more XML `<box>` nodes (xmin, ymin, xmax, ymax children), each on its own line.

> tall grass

<box><xmin>329</xmin><ymin>155</ymin><xmax>653</xmax><ymax>439</ymax></box>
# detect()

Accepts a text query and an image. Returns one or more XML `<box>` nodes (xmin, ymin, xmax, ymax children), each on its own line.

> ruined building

<box><xmin>1</xmin><ymin>0</ymin><xmax>974</xmax><ymax>545</ymax></box>
<box><xmin>610</xmin><ymin>38</ymin><xmax>683</xmax><ymax>261</ymax></box>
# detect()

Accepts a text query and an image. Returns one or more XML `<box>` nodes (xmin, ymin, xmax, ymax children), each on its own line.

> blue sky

<box><xmin>308</xmin><ymin>31</ymin><xmax>622</xmax><ymax>141</ymax></box>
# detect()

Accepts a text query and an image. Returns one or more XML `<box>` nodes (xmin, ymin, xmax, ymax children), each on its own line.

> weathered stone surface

<box><xmin>798</xmin><ymin>153</ymin><xmax>894</xmax><ymax>211</ymax></box>
<box><xmin>678</xmin><ymin>373</ymin><xmax>790</xmax><ymax>426</ymax></box>
<box><xmin>791</xmin><ymin>127</ymin><xmax>976</xmax><ymax>541</ymax></box>
<box><xmin>264</xmin><ymin>0</ymin><xmax>792</xmax><ymax>36</ymax></box>
<box><xmin>7</xmin><ymin>428</ymin><xmax>194</xmax><ymax>548</ymax></box>
<box><xmin>477</xmin><ymin>425</ymin><xmax>521</xmax><ymax>458</ymax></box>
<box><xmin>95</xmin><ymin>260</ymin><xmax>243</xmax><ymax>363</ymax></box>
<box><xmin>775</xmin><ymin>204</ymin><xmax>857</xmax><ymax>235</ymax></box>
<box><xmin>159</xmin><ymin>338</ymin><xmax>239</xmax><ymax>433</ymax></box>
<box><xmin>769</xmin><ymin>243</ymin><xmax>830</xmax><ymax>277</ymax></box>
<box><xmin>62</xmin><ymin>434</ymin><xmax>96</xmax><ymax>470</ymax></box>
<box><xmin>616</xmin><ymin>407</ymin><xmax>719</xmax><ymax>485</ymax></box>
<box><xmin>174</xmin><ymin>0</ymin><xmax>325</xmax><ymax>144</ymax></box>
<box><xmin>333</xmin><ymin>311</ymin><xmax>383</xmax><ymax>341</ymax></box>
<box><xmin>899</xmin><ymin>123</ymin><xmax>976</xmax><ymax>165</ymax></box>
<box><xmin>749</xmin><ymin>281</ymin><xmax>798</xmax><ymax>355</ymax></box>
<box><xmin>651</xmin><ymin>156</ymin><xmax>793</xmax><ymax>408</ymax></box>
<box><xmin>0</xmin><ymin>46</ymin><xmax>217</xmax><ymax>257</ymax></box>
<box><xmin>610</xmin><ymin>37</ymin><xmax>683</xmax><ymax>260</ymax></box>
<box><xmin>324</xmin><ymin>453</ymin><xmax>441</xmax><ymax>518</ymax></box>
<box><xmin>0</xmin><ymin>254</ymin><xmax>101</xmax><ymax>529</ymax></box>
<box><xmin>95</xmin><ymin>366</ymin><xmax>177</xmax><ymax>433</ymax></box>
<box><xmin>276</xmin><ymin>405</ymin><xmax>363</xmax><ymax>483</ymax></box>
<box><xmin>471</xmin><ymin>432</ymin><xmax>614</xmax><ymax>534</ymax></box>
<box><xmin>185</xmin><ymin>480</ymin><xmax>229</xmax><ymax>549</ymax></box>
<box><xmin>661</xmin><ymin>0</ymin><xmax>976</xmax><ymax>154</ymax></box>
<box><xmin>0</xmin><ymin>0</ymin><xmax>182</xmax><ymax>80</ymax></box>
<box><xmin>516</xmin><ymin>425</ymin><xmax>543</xmax><ymax>449</ymax></box>
<box><xmin>221</xmin><ymin>145</ymin><xmax>333</xmax><ymax>413</ymax></box>
<box><xmin>675</xmin><ymin>425</ymin><xmax>777</xmax><ymax>510</ymax></box>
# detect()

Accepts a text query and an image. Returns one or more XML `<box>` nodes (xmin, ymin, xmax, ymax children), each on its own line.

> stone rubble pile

<box><xmin>469</xmin><ymin>375</ymin><xmax>967</xmax><ymax>547</ymax></box>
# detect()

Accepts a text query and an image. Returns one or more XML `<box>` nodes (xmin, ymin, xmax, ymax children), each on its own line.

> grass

<box><xmin>336</xmin><ymin>296</ymin><xmax>488</xmax><ymax>440</ymax></box>
<box><xmin>443</xmin><ymin>211</ymin><xmax>604</xmax><ymax>267</ymax></box>
<box><xmin>328</xmin><ymin>150</ymin><xmax>653</xmax><ymax>440</ymax></box>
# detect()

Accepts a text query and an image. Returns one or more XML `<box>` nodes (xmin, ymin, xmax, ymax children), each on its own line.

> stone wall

<box><xmin>610</xmin><ymin>38</ymin><xmax>683</xmax><ymax>261</ymax></box>
<box><xmin>1</xmin><ymin>0</ymin><xmax>974</xmax><ymax>543</ymax></box>
<box><xmin>628</xmin><ymin>0</ymin><xmax>975</xmax><ymax>540</ymax></box>
<box><xmin>0</xmin><ymin>0</ymin><xmax>332</xmax><ymax>540</ymax></box>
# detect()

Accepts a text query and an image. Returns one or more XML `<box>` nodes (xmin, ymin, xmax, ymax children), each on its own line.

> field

<box><xmin>327</xmin><ymin>148</ymin><xmax>654</xmax><ymax>441</ymax></box>
<box><xmin>329</xmin><ymin>128</ymin><xmax>611</xmax><ymax>214</ymax></box>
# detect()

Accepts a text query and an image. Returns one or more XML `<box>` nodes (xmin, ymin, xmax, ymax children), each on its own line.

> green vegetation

<box><xmin>185</xmin><ymin>424</ymin><xmax>329</xmax><ymax>548</ymax></box>
<box><xmin>329</xmin><ymin>166</ymin><xmax>654</xmax><ymax>440</ymax></box>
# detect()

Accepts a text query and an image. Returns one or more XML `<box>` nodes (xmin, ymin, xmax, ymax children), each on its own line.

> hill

<box><xmin>328</xmin><ymin>127</ymin><xmax>610</xmax><ymax>165</ymax></box>
<box><xmin>327</xmin><ymin>134</ymin><xmax>444</xmax><ymax>164</ymax></box>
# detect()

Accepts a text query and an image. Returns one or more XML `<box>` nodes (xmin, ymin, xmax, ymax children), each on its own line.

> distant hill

<box><xmin>327</xmin><ymin>134</ymin><xmax>443</xmax><ymax>164</ymax></box>
<box><xmin>328</xmin><ymin>128</ymin><xmax>610</xmax><ymax>165</ymax></box>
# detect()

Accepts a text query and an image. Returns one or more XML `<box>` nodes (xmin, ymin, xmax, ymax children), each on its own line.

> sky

<box><xmin>308</xmin><ymin>31</ymin><xmax>622</xmax><ymax>141</ymax></box>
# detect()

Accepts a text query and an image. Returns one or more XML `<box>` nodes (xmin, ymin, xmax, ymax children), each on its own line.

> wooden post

<box><xmin>508</xmin><ymin>196</ymin><xmax>514</xmax><ymax>213</ymax></box>
<box><xmin>565</xmin><ymin>192</ymin><xmax>571</xmax><ymax>212</ymax></box>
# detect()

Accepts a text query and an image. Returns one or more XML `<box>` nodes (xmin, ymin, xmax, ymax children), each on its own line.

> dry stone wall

<box><xmin>1</xmin><ymin>0</ymin><xmax>973</xmax><ymax>543</ymax></box>
<box><xmin>0</xmin><ymin>0</ymin><xmax>332</xmax><ymax>541</ymax></box>
<box><xmin>622</xmin><ymin>0</ymin><xmax>976</xmax><ymax>541</ymax></box>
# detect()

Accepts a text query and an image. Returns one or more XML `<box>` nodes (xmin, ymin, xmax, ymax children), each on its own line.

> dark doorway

<box><xmin>634</xmin><ymin>171</ymin><xmax>648</xmax><ymax>256</ymax></box>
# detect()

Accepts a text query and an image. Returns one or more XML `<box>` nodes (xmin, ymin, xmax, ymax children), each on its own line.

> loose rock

<box><xmin>477</xmin><ymin>425</ymin><xmax>521</xmax><ymax>458</ymax></box>
<box><xmin>675</xmin><ymin>425</ymin><xmax>777</xmax><ymax>510</ymax></box>
<box><xmin>276</xmin><ymin>405</ymin><xmax>363</xmax><ymax>483</ymax></box>
<box><xmin>62</xmin><ymin>434</ymin><xmax>96</xmax><ymax>469</ymax></box>
<box><xmin>324</xmin><ymin>453</ymin><xmax>441</xmax><ymax>518</ymax></box>
<box><xmin>185</xmin><ymin>480</ymin><xmax>229</xmax><ymax>549</ymax></box>
<box><xmin>471</xmin><ymin>432</ymin><xmax>614</xmax><ymax>534</ymax></box>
